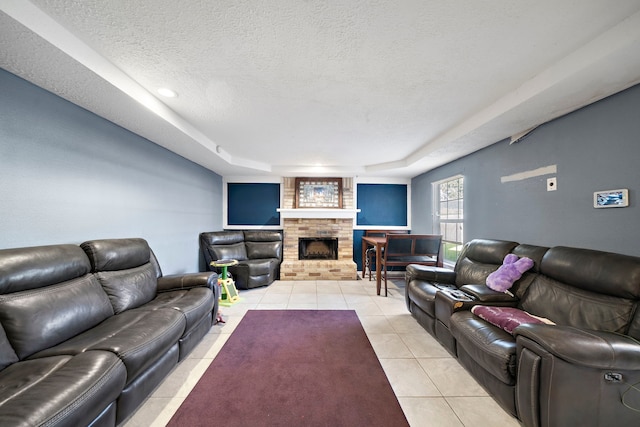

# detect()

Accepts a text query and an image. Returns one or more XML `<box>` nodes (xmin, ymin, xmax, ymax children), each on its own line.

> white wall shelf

<box><xmin>277</xmin><ymin>208</ymin><xmax>360</xmax><ymax>219</ymax></box>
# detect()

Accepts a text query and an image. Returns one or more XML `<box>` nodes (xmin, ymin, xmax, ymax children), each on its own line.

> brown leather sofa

<box><xmin>200</xmin><ymin>230</ymin><xmax>282</xmax><ymax>289</ymax></box>
<box><xmin>0</xmin><ymin>238</ymin><xmax>219</xmax><ymax>426</ymax></box>
<box><xmin>406</xmin><ymin>239</ymin><xmax>640</xmax><ymax>427</ymax></box>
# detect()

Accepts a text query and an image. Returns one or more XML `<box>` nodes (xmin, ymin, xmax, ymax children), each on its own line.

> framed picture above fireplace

<box><xmin>295</xmin><ymin>177</ymin><xmax>343</xmax><ymax>208</ymax></box>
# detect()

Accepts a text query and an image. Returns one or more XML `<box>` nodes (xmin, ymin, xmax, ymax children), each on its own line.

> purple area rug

<box><xmin>167</xmin><ymin>310</ymin><xmax>409</xmax><ymax>427</ymax></box>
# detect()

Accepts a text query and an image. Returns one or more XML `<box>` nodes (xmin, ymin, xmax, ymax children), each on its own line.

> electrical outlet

<box><xmin>547</xmin><ymin>177</ymin><xmax>557</xmax><ymax>191</ymax></box>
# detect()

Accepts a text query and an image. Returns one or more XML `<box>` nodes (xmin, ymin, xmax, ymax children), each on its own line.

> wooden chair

<box><xmin>380</xmin><ymin>234</ymin><xmax>442</xmax><ymax>296</ymax></box>
<box><xmin>363</xmin><ymin>230</ymin><xmax>408</xmax><ymax>280</ymax></box>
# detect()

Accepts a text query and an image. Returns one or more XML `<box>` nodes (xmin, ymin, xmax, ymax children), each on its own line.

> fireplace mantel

<box><xmin>277</xmin><ymin>208</ymin><xmax>360</xmax><ymax>219</ymax></box>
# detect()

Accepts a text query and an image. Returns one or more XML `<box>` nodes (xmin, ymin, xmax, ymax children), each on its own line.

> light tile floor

<box><xmin>123</xmin><ymin>276</ymin><xmax>521</xmax><ymax>427</ymax></box>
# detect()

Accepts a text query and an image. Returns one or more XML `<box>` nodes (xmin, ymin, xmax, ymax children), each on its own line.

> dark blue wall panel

<box><xmin>354</xmin><ymin>183</ymin><xmax>408</xmax><ymax>270</ymax></box>
<box><xmin>228</xmin><ymin>183</ymin><xmax>280</xmax><ymax>226</ymax></box>
<box><xmin>357</xmin><ymin>184</ymin><xmax>408</xmax><ymax>226</ymax></box>
<box><xmin>353</xmin><ymin>229</ymin><xmax>366</xmax><ymax>271</ymax></box>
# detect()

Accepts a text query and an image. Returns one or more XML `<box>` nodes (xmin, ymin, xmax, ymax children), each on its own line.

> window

<box><xmin>433</xmin><ymin>175</ymin><xmax>464</xmax><ymax>265</ymax></box>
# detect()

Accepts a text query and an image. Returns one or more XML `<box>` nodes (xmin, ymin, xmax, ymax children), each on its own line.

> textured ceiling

<box><xmin>2</xmin><ymin>1</ymin><xmax>640</xmax><ymax>178</ymax></box>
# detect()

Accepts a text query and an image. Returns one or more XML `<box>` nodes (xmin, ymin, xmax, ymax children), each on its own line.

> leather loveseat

<box><xmin>0</xmin><ymin>238</ymin><xmax>219</xmax><ymax>426</ymax></box>
<box><xmin>200</xmin><ymin>230</ymin><xmax>282</xmax><ymax>289</ymax></box>
<box><xmin>405</xmin><ymin>238</ymin><xmax>640</xmax><ymax>427</ymax></box>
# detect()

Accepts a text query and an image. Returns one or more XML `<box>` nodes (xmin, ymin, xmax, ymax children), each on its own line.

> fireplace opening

<box><xmin>299</xmin><ymin>238</ymin><xmax>338</xmax><ymax>260</ymax></box>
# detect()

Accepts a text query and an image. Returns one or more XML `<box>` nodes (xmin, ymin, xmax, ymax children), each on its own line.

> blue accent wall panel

<box><xmin>357</xmin><ymin>184</ymin><xmax>407</xmax><ymax>226</ymax></box>
<box><xmin>353</xmin><ymin>229</ymin><xmax>366</xmax><ymax>271</ymax></box>
<box><xmin>228</xmin><ymin>183</ymin><xmax>280</xmax><ymax>226</ymax></box>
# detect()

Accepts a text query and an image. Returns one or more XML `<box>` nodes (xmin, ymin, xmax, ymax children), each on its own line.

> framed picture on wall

<box><xmin>296</xmin><ymin>178</ymin><xmax>343</xmax><ymax>208</ymax></box>
<box><xmin>593</xmin><ymin>188</ymin><xmax>629</xmax><ymax>208</ymax></box>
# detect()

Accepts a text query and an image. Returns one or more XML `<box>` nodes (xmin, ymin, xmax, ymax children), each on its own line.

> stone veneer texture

<box><xmin>280</xmin><ymin>178</ymin><xmax>357</xmax><ymax>280</ymax></box>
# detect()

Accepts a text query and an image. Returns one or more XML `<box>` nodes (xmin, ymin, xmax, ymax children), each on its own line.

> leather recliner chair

<box><xmin>200</xmin><ymin>230</ymin><xmax>283</xmax><ymax>289</ymax></box>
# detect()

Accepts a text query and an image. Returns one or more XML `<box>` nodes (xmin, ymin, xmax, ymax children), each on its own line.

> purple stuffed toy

<box><xmin>486</xmin><ymin>254</ymin><xmax>534</xmax><ymax>295</ymax></box>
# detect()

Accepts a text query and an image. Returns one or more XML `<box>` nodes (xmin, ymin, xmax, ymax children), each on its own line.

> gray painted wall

<box><xmin>412</xmin><ymin>83</ymin><xmax>640</xmax><ymax>257</ymax></box>
<box><xmin>0</xmin><ymin>69</ymin><xmax>223</xmax><ymax>274</ymax></box>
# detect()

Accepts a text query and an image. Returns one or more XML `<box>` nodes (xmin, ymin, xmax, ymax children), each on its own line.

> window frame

<box><xmin>432</xmin><ymin>175</ymin><xmax>464</xmax><ymax>267</ymax></box>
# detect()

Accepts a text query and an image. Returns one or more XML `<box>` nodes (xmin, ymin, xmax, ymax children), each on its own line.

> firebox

<box><xmin>298</xmin><ymin>238</ymin><xmax>338</xmax><ymax>260</ymax></box>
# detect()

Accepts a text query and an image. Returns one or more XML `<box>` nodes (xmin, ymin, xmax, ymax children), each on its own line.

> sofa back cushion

<box><xmin>0</xmin><ymin>244</ymin><xmax>114</xmax><ymax>360</ymax></box>
<box><xmin>540</xmin><ymin>246</ymin><xmax>640</xmax><ymax>299</ymax></box>
<box><xmin>81</xmin><ymin>238</ymin><xmax>158</xmax><ymax>314</ymax></box>
<box><xmin>200</xmin><ymin>231</ymin><xmax>244</xmax><ymax>246</ymax></box>
<box><xmin>199</xmin><ymin>231</ymin><xmax>248</xmax><ymax>263</ymax></box>
<box><xmin>521</xmin><ymin>275</ymin><xmax>634</xmax><ymax>334</ymax></box>
<box><xmin>96</xmin><ymin>265</ymin><xmax>158</xmax><ymax>314</ymax></box>
<box><xmin>511</xmin><ymin>244</ymin><xmax>548</xmax><ymax>274</ymax></box>
<box><xmin>0</xmin><ymin>244</ymin><xmax>90</xmax><ymax>293</ymax></box>
<box><xmin>243</xmin><ymin>231</ymin><xmax>282</xmax><ymax>260</ymax></box>
<box><xmin>454</xmin><ymin>239</ymin><xmax>519</xmax><ymax>287</ymax></box>
<box><xmin>81</xmin><ymin>238</ymin><xmax>151</xmax><ymax>271</ymax></box>
<box><xmin>208</xmin><ymin>243</ymin><xmax>248</xmax><ymax>262</ymax></box>
<box><xmin>246</xmin><ymin>241</ymin><xmax>281</xmax><ymax>260</ymax></box>
<box><xmin>509</xmin><ymin>244</ymin><xmax>550</xmax><ymax>298</ymax></box>
<box><xmin>243</xmin><ymin>230</ymin><xmax>282</xmax><ymax>242</ymax></box>
<box><xmin>0</xmin><ymin>324</ymin><xmax>19</xmax><ymax>370</ymax></box>
<box><xmin>521</xmin><ymin>246</ymin><xmax>640</xmax><ymax>336</ymax></box>
<box><xmin>0</xmin><ymin>275</ymin><xmax>114</xmax><ymax>359</ymax></box>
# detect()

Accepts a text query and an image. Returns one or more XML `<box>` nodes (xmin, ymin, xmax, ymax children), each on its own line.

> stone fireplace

<box><xmin>278</xmin><ymin>177</ymin><xmax>358</xmax><ymax>280</ymax></box>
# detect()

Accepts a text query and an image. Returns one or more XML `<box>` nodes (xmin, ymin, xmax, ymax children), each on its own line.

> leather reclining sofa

<box><xmin>405</xmin><ymin>239</ymin><xmax>640</xmax><ymax>427</ymax></box>
<box><xmin>200</xmin><ymin>230</ymin><xmax>282</xmax><ymax>289</ymax></box>
<box><xmin>0</xmin><ymin>238</ymin><xmax>219</xmax><ymax>426</ymax></box>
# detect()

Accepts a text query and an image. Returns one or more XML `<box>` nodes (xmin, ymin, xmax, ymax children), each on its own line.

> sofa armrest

<box><xmin>515</xmin><ymin>324</ymin><xmax>640</xmax><ymax>370</ymax></box>
<box><xmin>459</xmin><ymin>284</ymin><xmax>519</xmax><ymax>305</ymax></box>
<box><xmin>405</xmin><ymin>264</ymin><xmax>456</xmax><ymax>284</ymax></box>
<box><xmin>157</xmin><ymin>272</ymin><xmax>218</xmax><ymax>293</ymax></box>
<box><xmin>434</xmin><ymin>289</ymin><xmax>477</xmax><ymax>327</ymax></box>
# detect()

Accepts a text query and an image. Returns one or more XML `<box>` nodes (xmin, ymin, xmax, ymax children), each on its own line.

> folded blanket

<box><xmin>471</xmin><ymin>305</ymin><xmax>555</xmax><ymax>335</ymax></box>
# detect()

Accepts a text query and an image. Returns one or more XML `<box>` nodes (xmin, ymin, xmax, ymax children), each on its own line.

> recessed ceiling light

<box><xmin>157</xmin><ymin>87</ymin><xmax>177</xmax><ymax>98</ymax></box>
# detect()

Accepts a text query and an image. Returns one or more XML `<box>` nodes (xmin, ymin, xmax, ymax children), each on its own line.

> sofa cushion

<box><xmin>511</xmin><ymin>244</ymin><xmax>548</xmax><ymax>274</ymax></box>
<box><xmin>0</xmin><ymin>244</ymin><xmax>90</xmax><ymax>294</ymax></box>
<box><xmin>30</xmin><ymin>308</ymin><xmax>185</xmax><ymax>385</ymax></box>
<box><xmin>460</xmin><ymin>240</ymin><xmax>519</xmax><ymax>265</ymax></box>
<box><xmin>407</xmin><ymin>281</ymin><xmax>456</xmax><ymax>317</ymax></box>
<box><xmin>486</xmin><ymin>254</ymin><xmax>534</xmax><ymax>293</ymax></box>
<box><xmin>450</xmin><ymin>310</ymin><xmax>517</xmax><ymax>384</ymax></box>
<box><xmin>521</xmin><ymin>275</ymin><xmax>635</xmax><ymax>334</ymax></box>
<box><xmin>454</xmin><ymin>240</ymin><xmax>519</xmax><ymax>287</ymax></box>
<box><xmin>0</xmin><ymin>325</ymin><xmax>19</xmax><ymax>370</ymax></box>
<box><xmin>138</xmin><ymin>288</ymin><xmax>214</xmax><ymax>336</ymax></box>
<box><xmin>0</xmin><ymin>275</ymin><xmax>114</xmax><ymax>359</ymax></box>
<box><xmin>0</xmin><ymin>351</ymin><xmax>126</xmax><ymax>427</ymax></box>
<box><xmin>96</xmin><ymin>263</ymin><xmax>158</xmax><ymax>314</ymax></box>
<box><xmin>81</xmin><ymin>238</ymin><xmax>151</xmax><ymax>272</ymax></box>
<box><xmin>208</xmin><ymin>242</ymin><xmax>248</xmax><ymax>262</ymax></box>
<box><xmin>245</xmin><ymin>241</ymin><xmax>281</xmax><ymax>259</ymax></box>
<box><xmin>200</xmin><ymin>231</ymin><xmax>244</xmax><ymax>245</ymax></box>
<box><xmin>243</xmin><ymin>230</ymin><xmax>282</xmax><ymax>242</ymax></box>
<box><xmin>540</xmin><ymin>246</ymin><xmax>640</xmax><ymax>299</ymax></box>
<box><xmin>232</xmin><ymin>258</ymin><xmax>276</xmax><ymax>276</ymax></box>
